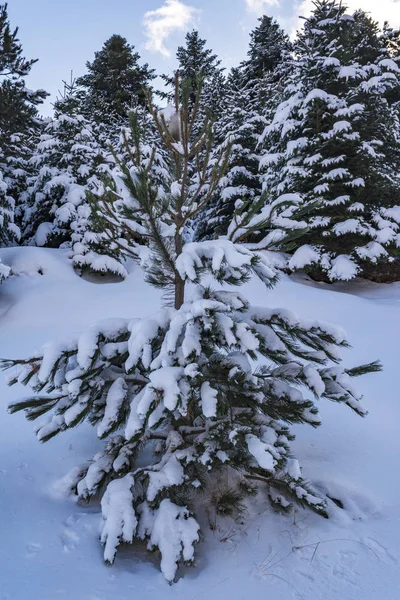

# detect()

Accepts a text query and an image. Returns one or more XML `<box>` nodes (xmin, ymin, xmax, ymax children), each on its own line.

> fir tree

<box><xmin>0</xmin><ymin>2</ymin><xmax>47</xmax><ymax>246</ymax></box>
<box><xmin>200</xmin><ymin>68</ymin><xmax>227</xmax><ymax>123</ymax></box>
<box><xmin>76</xmin><ymin>34</ymin><xmax>155</xmax><ymax>139</ymax></box>
<box><xmin>241</xmin><ymin>15</ymin><xmax>292</xmax><ymax>84</ymax></box>
<box><xmin>195</xmin><ymin>72</ymin><xmax>264</xmax><ymax>240</ymax></box>
<box><xmin>161</xmin><ymin>30</ymin><xmax>225</xmax><ymax>110</ymax></box>
<box><xmin>196</xmin><ymin>17</ymin><xmax>291</xmax><ymax>240</ymax></box>
<box><xmin>72</xmin><ymin>107</ymin><xmax>169</xmax><ymax>279</ymax></box>
<box><xmin>161</xmin><ymin>32</ymin><xmax>227</xmax><ymax>242</ymax></box>
<box><xmin>0</xmin><ymin>121</ymin><xmax>21</xmax><ymax>249</ymax></box>
<box><xmin>2</xmin><ymin>77</ymin><xmax>380</xmax><ymax>582</ymax></box>
<box><xmin>0</xmin><ymin>2</ymin><xmax>37</xmax><ymax>78</ymax></box>
<box><xmin>21</xmin><ymin>77</ymin><xmax>106</xmax><ymax>248</ymax></box>
<box><xmin>0</xmin><ymin>168</ymin><xmax>13</xmax><ymax>281</ymax></box>
<box><xmin>260</xmin><ymin>0</ymin><xmax>400</xmax><ymax>282</ymax></box>
<box><xmin>382</xmin><ymin>22</ymin><xmax>400</xmax><ymax>61</ymax></box>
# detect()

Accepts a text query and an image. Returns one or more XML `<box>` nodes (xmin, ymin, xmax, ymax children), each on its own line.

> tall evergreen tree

<box><xmin>161</xmin><ymin>30</ymin><xmax>225</xmax><ymax>111</ymax></box>
<box><xmin>241</xmin><ymin>15</ymin><xmax>292</xmax><ymax>84</ymax></box>
<box><xmin>195</xmin><ymin>71</ymin><xmax>264</xmax><ymax>239</ymax></box>
<box><xmin>0</xmin><ymin>168</ymin><xmax>14</xmax><ymax>281</ymax></box>
<box><xmin>76</xmin><ymin>34</ymin><xmax>155</xmax><ymax>140</ymax></box>
<box><xmin>260</xmin><ymin>0</ymin><xmax>400</xmax><ymax>282</ymax></box>
<box><xmin>22</xmin><ymin>78</ymin><xmax>106</xmax><ymax>248</ymax></box>
<box><xmin>0</xmin><ymin>2</ymin><xmax>47</xmax><ymax>246</ymax></box>
<box><xmin>196</xmin><ymin>17</ymin><xmax>291</xmax><ymax>240</ymax></box>
<box><xmin>3</xmin><ymin>78</ymin><xmax>379</xmax><ymax>582</ymax></box>
<box><xmin>72</xmin><ymin>107</ymin><xmax>169</xmax><ymax>279</ymax></box>
<box><xmin>0</xmin><ymin>2</ymin><xmax>36</xmax><ymax>77</ymax></box>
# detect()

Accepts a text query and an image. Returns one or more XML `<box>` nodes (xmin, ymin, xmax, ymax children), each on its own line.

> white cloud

<box><xmin>245</xmin><ymin>0</ymin><xmax>279</xmax><ymax>13</ymax></box>
<box><xmin>295</xmin><ymin>0</ymin><xmax>400</xmax><ymax>30</ymax></box>
<box><xmin>143</xmin><ymin>0</ymin><xmax>199</xmax><ymax>57</ymax></box>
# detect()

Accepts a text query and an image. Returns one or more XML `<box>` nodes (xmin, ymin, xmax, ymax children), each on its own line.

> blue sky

<box><xmin>7</xmin><ymin>0</ymin><xmax>400</xmax><ymax>115</ymax></box>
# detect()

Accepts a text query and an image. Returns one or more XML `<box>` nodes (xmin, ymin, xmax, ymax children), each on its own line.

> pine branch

<box><xmin>345</xmin><ymin>361</ymin><xmax>382</xmax><ymax>377</ymax></box>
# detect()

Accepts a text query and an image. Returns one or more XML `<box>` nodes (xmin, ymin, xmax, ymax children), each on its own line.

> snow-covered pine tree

<box><xmin>0</xmin><ymin>168</ymin><xmax>13</xmax><ymax>281</ymax></box>
<box><xmin>161</xmin><ymin>30</ymin><xmax>224</xmax><ymax>108</ymax></box>
<box><xmin>260</xmin><ymin>1</ymin><xmax>400</xmax><ymax>282</ymax></box>
<box><xmin>195</xmin><ymin>17</ymin><xmax>291</xmax><ymax>240</ymax></box>
<box><xmin>194</xmin><ymin>70</ymin><xmax>264</xmax><ymax>240</ymax></box>
<box><xmin>241</xmin><ymin>15</ymin><xmax>292</xmax><ymax>85</ymax></box>
<box><xmin>21</xmin><ymin>77</ymin><xmax>107</xmax><ymax>249</ymax></box>
<box><xmin>161</xmin><ymin>33</ymin><xmax>227</xmax><ymax>242</ymax></box>
<box><xmin>0</xmin><ymin>2</ymin><xmax>47</xmax><ymax>246</ymax></box>
<box><xmin>160</xmin><ymin>30</ymin><xmax>226</xmax><ymax>136</ymax></box>
<box><xmin>0</xmin><ymin>140</ymin><xmax>20</xmax><ymax>251</ymax></box>
<box><xmin>72</xmin><ymin>106</ymin><xmax>170</xmax><ymax>279</ymax></box>
<box><xmin>2</xmin><ymin>77</ymin><xmax>380</xmax><ymax>582</ymax></box>
<box><xmin>382</xmin><ymin>21</ymin><xmax>400</xmax><ymax>62</ymax></box>
<box><xmin>200</xmin><ymin>67</ymin><xmax>228</xmax><ymax>125</ymax></box>
<box><xmin>76</xmin><ymin>34</ymin><xmax>155</xmax><ymax>144</ymax></box>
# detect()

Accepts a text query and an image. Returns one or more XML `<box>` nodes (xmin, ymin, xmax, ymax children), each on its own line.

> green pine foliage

<box><xmin>0</xmin><ymin>2</ymin><xmax>37</xmax><ymax>77</ymax></box>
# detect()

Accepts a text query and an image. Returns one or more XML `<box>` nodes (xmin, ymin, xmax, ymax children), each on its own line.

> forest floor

<box><xmin>0</xmin><ymin>247</ymin><xmax>399</xmax><ymax>600</ymax></box>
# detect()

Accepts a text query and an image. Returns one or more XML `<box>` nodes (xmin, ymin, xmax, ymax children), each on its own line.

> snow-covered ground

<box><xmin>0</xmin><ymin>247</ymin><xmax>399</xmax><ymax>600</ymax></box>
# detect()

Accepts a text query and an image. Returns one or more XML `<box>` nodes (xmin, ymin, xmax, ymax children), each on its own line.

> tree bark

<box><xmin>174</xmin><ymin>275</ymin><xmax>185</xmax><ymax>310</ymax></box>
<box><xmin>174</xmin><ymin>229</ymin><xmax>185</xmax><ymax>310</ymax></box>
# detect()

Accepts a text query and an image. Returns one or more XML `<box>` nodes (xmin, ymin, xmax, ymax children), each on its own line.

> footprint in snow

<box><xmin>59</xmin><ymin>527</ymin><xmax>80</xmax><ymax>553</ymax></box>
<box><xmin>59</xmin><ymin>513</ymin><xmax>95</xmax><ymax>552</ymax></box>
<box><xmin>63</xmin><ymin>513</ymin><xmax>81</xmax><ymax>527</ymax></box>
<box><xmin>331</xmin><ymin>556</ymin><xmax>360</xmax><ymax>589</ymax></box>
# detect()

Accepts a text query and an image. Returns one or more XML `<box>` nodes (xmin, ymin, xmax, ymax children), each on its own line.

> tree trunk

<box><xmin>174</xmin><ymin>229</ymin><xmax>185</xmax><ymax>310</ymax></box>
<box><xmin>175</xmin><ymin>276</ymin><xmax>185</xmax><ymax>310</ymax></box>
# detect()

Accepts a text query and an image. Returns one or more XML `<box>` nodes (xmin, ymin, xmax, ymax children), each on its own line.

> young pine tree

<box><xmin>260</xmin><ymin>1</ymin><xmax>400</xmax><ymax>282</ymax></box>
<box><xmin>2</xmin><ymin>78</ymin><xmax>380</xmax><ymax>582</ymax></box>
